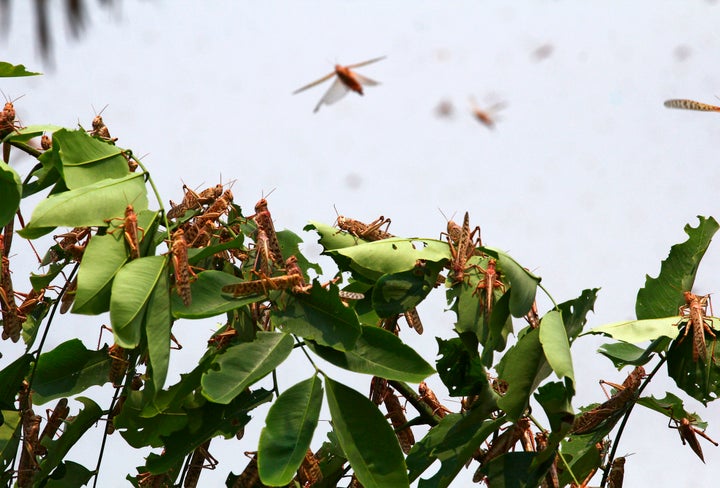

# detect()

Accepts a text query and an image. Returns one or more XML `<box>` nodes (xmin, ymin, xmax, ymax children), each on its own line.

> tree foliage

<box><xmin>0</xmin><ymin>62</ymin><xmax>718</xmax><ymax>487</ymax></box>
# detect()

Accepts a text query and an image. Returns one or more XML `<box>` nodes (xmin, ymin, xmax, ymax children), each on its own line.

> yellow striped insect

<box><xmin>664</xmin><ymin>99</ymin><xmax>720</xmax><ymax>112</ymax></box>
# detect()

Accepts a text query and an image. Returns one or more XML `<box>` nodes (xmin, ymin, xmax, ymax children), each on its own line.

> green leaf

<box><xmin>54</xmin><ymin>129</ymin><xmax>129</xmax><ymax>188</ymax></box>
<box><xmin>587</xmin><ymin>317</ymin><xmax>682</xmax><ymax>343</ymax></box>
<box><xmin>43</xmin><ymin>461</ymin><xmax>94</xmax><ymax>487</ymax></box>
<box><xmin>413</xmin><ymin>409</ymin><xmax>504</xmax><ymax>487</ymax></box>
<box><xmin>559</xmin><ymin>288</ymin><xmax>600</xmax><ymax>342</ymax></box>
<box><xmin>480</xmin><ymin>452</ymin><xmax>536</xmax><ymax>488</ymax></box>
<box><xmin>372</xmin><ymin>261</ymin><xmax>441</xmax><ymax>317</ymax></box>
<box><xmin>534</xmin><ymin>382</ymin><xmax>574</xmax><ymax>452</ymax></box>
<box><xmin>145</xmin><ymin>389</ymin><xmax>272</xmax><ymax>473</ymax></box>
<box><xmin>666</xmin><ymin>327</ymin><xmax>720</xmax><ymax>405</ymax></box>
<box><xmin>277</xmin><ymin>229</ymin><xmax>322</xmax><ymax>275</ymax></box>
<box><xmin>539</xmin><ymin>311</ymin><xmax>574</xmax><ymax>391</ymax></box>
<box><xmin>436</xmin><ymin>337</ymin><xmax>489</xmax><ymax>397</ymax></box>
<box><xmin>73</xmin><ymin>231</ymin><xmax>128</xmax><ymax>314</ymax></box>
<box><xmin>0</xmin><ymin>61</ymin><xmax>41</xmax><ymax>77</ymax></box>
<box><xmin>307</xmin><ymin>325</ymin><xmax>435</xmax><ymax>383</ymax></box>
<box><xmin>258</xmin><ymin>376</ymin><xmax>323</xmax><ymax>485</ymax></box>
<box><xmin>482</xmin><ymin>247</ymin><xmax>540</xmax><ymax>317</ymax></box>
<box><xmin>33</xmin><ymin>340</ymin><xmax>112</xmax><ymax>404</ymax></box>
<box><xmin>171</xmin><ymin>270</ymin><xmax>266</xmax><ymax>319</ymax></box>
<box><xmin>201</xmin><ymin>332</ymin><xmax>294</xmax><ymax>404</ymax></box>
<box><xmin>0</xmin><ymin>161</ymin><xmax>22</xmax><ymax>227</ymax></box>
<box><xmin>636</xmin><ymin>216</ymin><xmax>719</xmax><ymax>320</ymax></box>
<box><xmin>272</xmin><ymin>281</ymin><xmax>361</xmax><ymax>351</ymax></box>
<box><xmin>19</xmin><ymin>173</ymin><xmax>149</xmax><ymax>238</ymax></box>
<box><xmin>2</xmin><ymin>124</ymin><xmax>61</xmax><ymax>144</ymax></box>
<box><xmin>36</xmin><ymin>398</ymin><xmax>103</xmax><ymax>482</ymax></box>
<box><xmin>0</xmin><ymin>410</ymin><xmax>21</xmax><ymax>470</ymax></box>
<box><xmin>328</xmin><ymin>238</ymin><xmax>451</xmax><ymax>281</ymax></box>
<box><xmin>0</xmin><ymin>354</ymin><xmax>32</xmax><ymax>409</ymax></box>
<box><xmin>306</xmin><ymin>221</ymin><xmax>367</xmax><ymax>251</ymax></box>
<box><xmin>636</xmin><ymin>392</ymin><xmax>706</xmax><ymax>426</ymax></box>
<box><xmin>145</xmin><ymin>259</ymin><xmax>172</xmax><ymax>395</ymax></box>
<box><xmin>110</xmin><ymin>255</ymin><xmax>167</xmax><ymax>348</ymax></box>
<box><xmin>325</xmin><ymin>377</ymin><xmax>409</xmax><ymax>488</ymax></box>
<box><xmin>557</xmin><ymin>435</ymin><xmax>605</xmax><ymax>487</ymax></box>
<box><xmin>496</xmin><ymin>327</ymin><xmax>550</xmax><ymax>421</ymax></box>
<box><xmin>597</xmin><ymin>341</ymin><xmax>660</xmax><ymax>368</ymax></box>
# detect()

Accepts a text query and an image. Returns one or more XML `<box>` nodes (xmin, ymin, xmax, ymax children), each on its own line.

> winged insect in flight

<box><xmin>293</xmin><ymin>56</ymin><xmax>386</xmax><ymax>113</ymax></box>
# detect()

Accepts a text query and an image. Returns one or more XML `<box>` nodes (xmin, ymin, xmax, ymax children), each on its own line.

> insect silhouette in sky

<box><xmin>469</xmin><ymin>96</ymin><xmax>507</xmax><ymax>130</ymax></box>
<box><xmin>293</xmin><ymin>56</ymin><xmax>386</xmax><ymax>113</ymax></box>
<box><xmin>664</xmin><ymin>99</ymin><xmax>720</xmax><ymax>112</ymax></box>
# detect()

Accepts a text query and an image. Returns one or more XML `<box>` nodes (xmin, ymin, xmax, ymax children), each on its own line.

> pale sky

<box><xmin>2</xmin><ymin>1</ymin><xmax>720</xmax><ymax>486</ymax></box>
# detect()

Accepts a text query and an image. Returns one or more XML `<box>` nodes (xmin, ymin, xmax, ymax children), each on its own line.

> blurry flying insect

<box><xmin>664</xmin><ymin>99</ymin><xmax>720</xmax><ymax>112</ymax></box>
<box><xmin>469</xmin><ymin>96</ymin><xmax>507</xmax><ymax>129</ymax></box>
<box><xmin>293</xmin><ymin>56</ymin><xmax>386</xmax><ymax>113</ymax></box>
<box><xmin>434</xmin><ymin>99</ymin><xmax>455</xmax><ymax>118</ymax></box>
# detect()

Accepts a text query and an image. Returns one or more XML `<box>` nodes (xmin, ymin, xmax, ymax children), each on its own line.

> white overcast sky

<box><xmin>2</xmin><ymin>1</ymin><xmax>720</xmax><ymax>486</ymax></box>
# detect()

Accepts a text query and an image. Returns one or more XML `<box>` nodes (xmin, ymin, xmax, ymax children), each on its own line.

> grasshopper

<box><xmin>669</xmin><ymin>416</ymin><xmax>718</xmax><ymax>463</ymax></box>
<box><xmin>571</xmin><ymin>366</ymin><xmax>645</xmax><ymax>435</ymax></box>
<box><xmin>383</xmin><ymin>388</ymin><xmax>415</xmax><ymax>454</ymax></box>
<box><xmin>89</xmin><ymin>104</ymin><xmax>118</xmax><ymax>143</ymax></box>
<box><xmin>418</xmin><ymin>381</ymin><xmax>451</xmax><ymax>418</ymax></box>
<box><xmin>184</xmin><ymin>439</ymin><xmax>217</xmax><ymax>488</ymax></box>
<box><xmin>335</xmin><ymin>214</ymin><xmax>394</xmax><ymax>241</ymax></box>
<box><xmin>252</xmin><ymin>197</ymin><xmax>284</xmax><ymax>266</ymax></box>
<box><xmin>36</xmin><ymin>398</ymin><xmax>69</xmax><ymax>456</ymax></box>
<box><xmin>0</xmin><ymin>233</ymin><xmax>23</xmax><ymax>342</ymax></box>
<box><xmin>296</xmin><ymin>449</ymin><xmax>323</xmax><ymax>487</ymax></box>
<box><xmin>171</xmin><ymin>228</ymin><xmax>196</xmax><ymax>306</ymax></box>
<box><xmin>664</xmin><ymin>99</ymin><xmax>720</xmax><ymax>112</ymax></box>
<box><xmin>107</xmin><ymin>205</ymin><xmax>143</xmax><ymax>260</ymax></box>
<box><xmin>472</xmin><ymin>257</ymin><xmax>505</xmax><ymax>316</ymax></box>
<box><xmin>442</xmin><ymin>211</ymin><xmax>482</xmax><ymax>285</ymax></box>
<box><xmin>222</xmin><ymin>273</ymin><xmax>303</xmax><ymax>297</ymax></box>
<box><xmin>676</xmin><ymin>291</ymin><xmax>716</xmax><ymax>362</ymax></box>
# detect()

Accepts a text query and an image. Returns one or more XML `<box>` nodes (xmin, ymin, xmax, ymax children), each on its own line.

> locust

<box><xmin>418</xmin><ymin>381</ymin><xmax>451</xmax><ymax>418</ymax></box>
<box><xmin>296</xmin><ymin>449</ymin><xmax>323</xmax><ymax>487</ymax></box>
<box><xmin>676</xmin><ymin>291</ymin><xmax>716</xmax><ymax>363</ymax></box>
<box><xmin>335</xmin><ymin>214</ymin><xmax>394</xmax><ymax>241</ymax></box>
<box><xmin>17</xmin><ymin>411</ymin><xmax>41</xmax><ymax>487</ymax></box>
<box><xmin>443</xmin><ymin>211</ymin><xmax>482</xmax><ymax>285</ymax></box>
<box><xmin>293</xmin><ymin>56</ymin><xmax>385</xmax><ymax>113</ymax></box>
<box><xmin>284</xmin><ymin>255</ymin><xmax>312</xmax><ymax>293</ymax></box>
<box><xmin>184</xmin><ymin>439</ymin><xmax>217</xmax><ymax>488</ymax></box>
<box><xmin>232</xmin><ymin>452</ymin><xmax>259</xmax><ymax>488</ymax></box>
<box><xmin>252</xmin><ymin>197</ymin><xmax>284</xmax><ymax>266</ymax></box>
<box><xmin>607</xmin><ymin>456</ymin><xmax>628</xmax><ymax>488</ymax></box>
<box><xmin>89</xmin><ymin>104</ymin><xmax>118</xmax><ymax>142</ymax></box>
<box><xmin>474</xmin><ymin>417</ymin><xmax>535</xmax><ymax>481</ymax></box>
<box><xmin>472</xmin><ymin>257</ymin><xmax>505</xmax><ymax>316</ymax></box>
<box><xmin>59</xmin><ymin>277</ymin><xmax>78</xmax><ymax>314</ymax></box>
<box><xmin>383</xmin><ymin>388</ymin><xmax>415</xmax><ymax>454</ymax></box>
<box><xmin>571</xmin><ymin>366</ymin><xmax>645</xmax><ymax>435</ymax></box>
<box><xmin>40</xmin><ymin>133</ymin><xmax>52</xmax><ymax>150</ymax></box>
<box><xmin>669</xmin><ymin>416</ymin><xmax>718</xmax><ymax>463</ymax></box>
<box><xmin>108</xmin><ymin>343</ymin><xmax>129</xmax><ymax>387</ymax></box>
<box><xmin>370</xmin><ymin>376</ymin><xmax>389</xmax><ymax>405</ymax></box>
<box><xmin>0</xmin><ymin>233</ymin><xmax>23</xmax><ymax>342</ymax></box>
<box><xmin>171</xmin><ymin>228</ymin><xmax>196</xmax><ymax>306</ymax></box>
<box><xmin>664</xmin><ymin>99</ymin><xmax>720</xmax><ymax>112</ymax></box>
<box><xmin>36</xmin><ymin>398</ymin><xmax>69</xmax><ymax>456</ymax></box>
<box><xmin>222</xmin><ymin>273</ymin><xmax>303</xmax><ymax>297</ymax></box>
<box><xmin>53</xmin><ymin>226</ymin><xmax>91</xmax><ymax>263</ymax></box>
<box><xmin>108</xmin><ymin>205</ymin><xmax>143</xmax><ymax>260</ymax></box>
<box><xmin>469</xmin><ymin>96</ymin><xmax>507</xmax><ymax>130</ymax></box>
<box><xmin>404</xmin><ymin>307</ymin><xmax>424</xmax><ymax>334</ymax></box>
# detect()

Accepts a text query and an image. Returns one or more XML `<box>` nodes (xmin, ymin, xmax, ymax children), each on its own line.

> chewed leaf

<box><xmin>587</xmin><ymin>317</ymin><xmax>683</xmax><ymax>343</ymax></box>
<box><xmin>636</xmin><ymin>216</ymin><xmax>719</xmax><ymax>320</ymax></box>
